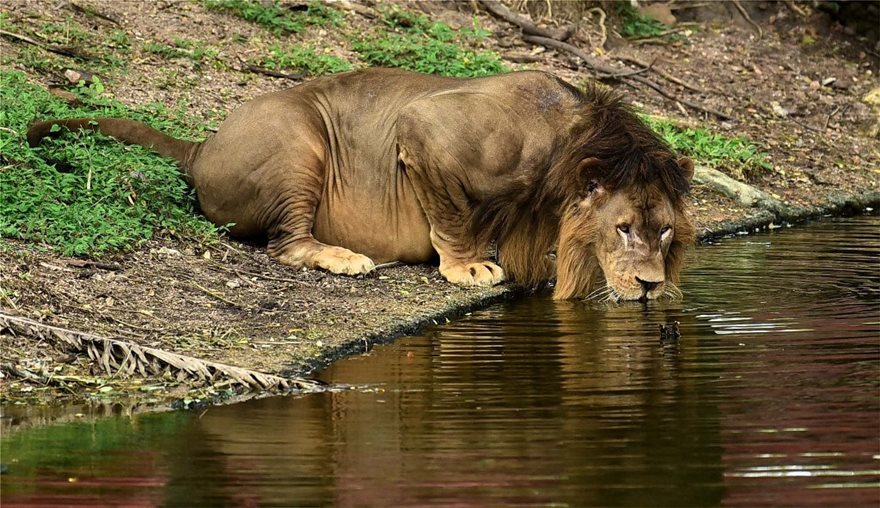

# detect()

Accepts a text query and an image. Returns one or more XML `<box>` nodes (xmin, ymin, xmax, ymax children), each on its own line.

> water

<box><xmin>2</xmin><ymin>216</ymin><xmax>879</xmax><ymax>507</ymax></box>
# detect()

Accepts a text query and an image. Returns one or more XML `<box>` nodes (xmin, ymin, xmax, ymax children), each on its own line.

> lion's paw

<box><xmin>441</xmin><ymin>261</ymin><xmax>505</xmax><ymax>287</ymax></box>
<box><xmin>314</xmin><ymin>247</ymin><xmax>375</xmax><ymax>276</ymax></box>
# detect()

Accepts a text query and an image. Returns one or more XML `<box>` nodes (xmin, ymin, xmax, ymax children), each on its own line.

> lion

<box><xmin>27</xmin><ymin>68</ymin><xmax>694</xmax><ymax>301</ymax></box>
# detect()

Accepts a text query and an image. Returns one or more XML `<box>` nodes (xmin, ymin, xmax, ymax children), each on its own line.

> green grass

<box><xmin>143</xmin><ymin>38</ymin><xmax>220</xmax><ymax>71</ymax></box>
<box><xmin>0</xmin><ymin>70</ymin><xmax>219</xmax><ymax>256</ymax></box>
<box><xmin>203</xmin><ymin>0</ymin><xmax>343</xmax><ymax>35</ymax></box>
<box><xmin>257</xmin><ymin>44</ymin><xmax>352</xmax><ymax>76</ymax></box>
<box><xmin>643</xmin><ymin>116</ymin><xmax>772</xmax><ymax>178</ymax></box>
<box><xmin>203</xmin><ymin>1</ymin><xmax>505</xmax><ymax>78</ymax></box>
<box><xmin>351</xmin><ymin>7</ymin><xmax>506</xmax><ymax>77</ymax></box>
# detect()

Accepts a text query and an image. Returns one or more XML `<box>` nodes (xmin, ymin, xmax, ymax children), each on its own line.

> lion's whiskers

<box><xmin>599</xmin><ymin>285</ymin><xmax>621</xmax><ymax>303</ymax></box>
<box><xmin>663</xmin><ymin>281</ymin><xmax>683</xmax><ymax>300</ymax></box>
<box><xmin>584</xmin><ymin>285</ymin><xmax>610</xmax><ymax>301</ymax></box>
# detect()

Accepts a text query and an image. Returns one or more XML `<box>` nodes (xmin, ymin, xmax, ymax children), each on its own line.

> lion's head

<box><xmin>472</xmin><ymin>81</ymin><xmax>694</xmax><ymax>301</ymax></box>
<box><xmin>554</xmin><ymin>157</ymin><xmax>694</xmax><ymax>301</ymax></box>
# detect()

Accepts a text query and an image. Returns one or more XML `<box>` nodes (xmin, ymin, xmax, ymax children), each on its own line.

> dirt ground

<box><xmin>1</xmin><ymin>1</ymin><xmax>878</xmax><ymax>415</ymax></box>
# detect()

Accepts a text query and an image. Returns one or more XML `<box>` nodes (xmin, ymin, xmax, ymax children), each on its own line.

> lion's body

<box><xmin>27</xmin><ymin>68</ymin><xmax>695</xmax><ymax>300</ymax></box>
<box><xmin>193</xmin><ymin>69</ymin><xmax>578</xmax><ymax>263</ymax></box>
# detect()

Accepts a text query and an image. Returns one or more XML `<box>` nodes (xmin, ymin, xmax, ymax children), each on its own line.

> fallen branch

<box><xmin>522</xmin><ymin>35</ymin><xmax>734</xmax><ymax>121</ymax></box>
<box><xmin>0</xmin><ymin>313</ymin><xmax>325</xmax><ymax>393</ymax></box>
<box><xmin>0</xmin><ymin>29</ymin><xmax>93</xmax><ymax>60</ymax></box>
<box><xmin>479</xmin><ymin>0</ymin><xmax>576</xmax><ymax>42</ymax></box>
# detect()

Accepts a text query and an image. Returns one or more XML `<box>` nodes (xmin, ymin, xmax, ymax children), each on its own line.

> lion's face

<box><xmin>554</xmin><ymin>177</ymin><xmax>692</xmax><ymax>302</ymax></box>
<box><xmin>591</xmin><ymin>187</ymin><xmax>678</xmax><ymax>301</ymax></box>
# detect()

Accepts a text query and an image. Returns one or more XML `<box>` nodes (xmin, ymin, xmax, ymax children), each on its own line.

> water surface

<box><xmin>2</xmin><ymin>216</ymin><xmax>879</xmax><ymax>507</ymax></box>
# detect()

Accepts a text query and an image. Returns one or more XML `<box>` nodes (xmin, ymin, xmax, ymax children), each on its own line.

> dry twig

<box><xmin>587</xmin><ymin>7</ymin><xmax>607</xmax><ymax>50</ymax></box>
<box><xmin>614</xmin><ymin>55</ymin><xmax>708</xmax><ymax>94</ymax></box>
<box><xmin>68</xmin><ymin>2</ymin><xmax>121</xmax><ymax>25</ymax></box>
<box><xmin>61</xmin><ymin>259</ymin><xmax>123</xmax><ymax>271</ymax></box>
<box><xmin>732</xmin><ymin>0</ymin><xmax>763</xmax><ymax>38</ymax></box>
<box><xmin>244</xmin><ymin>64</ymin><xmax>304</xmax><ymax>81</ymax></box>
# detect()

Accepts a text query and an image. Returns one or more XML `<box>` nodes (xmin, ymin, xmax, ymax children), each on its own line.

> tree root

<box><xmin>0</xmin><ymin>312</ymin><xmax>325</xmax><ymax>393</ymax></box>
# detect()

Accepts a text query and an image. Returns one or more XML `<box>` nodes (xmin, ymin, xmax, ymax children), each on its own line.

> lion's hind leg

<box><xmin>258</xmin><ymin>149</ymin><xmax>375</xmax><ymax>277</ymax></box>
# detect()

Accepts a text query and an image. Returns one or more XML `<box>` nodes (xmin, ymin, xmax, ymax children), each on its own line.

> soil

<box><xmin>1</xmin><ymin>1</ymin><xmax>878</xmax><ymax>417</ymax></box>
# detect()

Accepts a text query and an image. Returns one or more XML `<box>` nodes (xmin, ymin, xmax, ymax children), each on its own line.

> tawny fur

<box><xmin>27</xmin><ymin>69</ymin><xmax>693</xmax><ymax>300</ymax></box>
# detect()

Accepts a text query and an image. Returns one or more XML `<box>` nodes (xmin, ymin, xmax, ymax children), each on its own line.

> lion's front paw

<box><xmin>314</xmin><ymin>247</ymin><xmax>375</xmax><ymax>276</ymax></box>
<box><xmin>441</xmin><ymin>261</ymin><xmax>506</xmax><ymax>287</ymax></box>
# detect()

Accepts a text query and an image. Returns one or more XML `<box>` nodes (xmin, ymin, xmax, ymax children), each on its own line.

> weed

<box><xmin>203</xmin><ymin>0</ymin><xmax>342</xmax><ymax>35</ymax></box>
<box><xmin>615</xmin><ymin>3</ymin><xmax>668</xmax><ymax>39</ymax></box>
<box><xmin>643</xmin><ymin>115</ymin><xmax>772</xmax><ymax>178</ymax></box>
<box><xmin>0</xmin><ymin>70</ymin><xmax>218</xmax><ymax>256</ymax></box>
<box><xmin>257</xmin><ymin>44</ymin><xmax>352</xmax><ymax>76</ymax></box>
<box><xmin>352</xmin><ymin>7</ymin><xmax>506</xmax><ymax>77</ymax></box>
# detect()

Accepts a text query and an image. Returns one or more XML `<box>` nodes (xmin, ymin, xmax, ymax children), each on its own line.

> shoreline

<box><xmin>2</xmin><ymin>188</ymin><xmax>877</xmax><ymax>433</ymax></box>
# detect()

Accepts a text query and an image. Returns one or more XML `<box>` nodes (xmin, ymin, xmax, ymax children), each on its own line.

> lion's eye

<box><xmin>617</xmin><ymin>224</ymin><xmax>630</xmax><ymax>235</ymax></box>
<box><xmin>660</xmin><ymin>225</ymin><xmax>672</xmax><ymax>236</ymax></box>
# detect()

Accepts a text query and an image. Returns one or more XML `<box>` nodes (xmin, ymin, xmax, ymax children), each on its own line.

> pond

<box><xmin>2</xmin><ymin>216</ymin><xmax>878</xmax><ymax>507</ymax></box>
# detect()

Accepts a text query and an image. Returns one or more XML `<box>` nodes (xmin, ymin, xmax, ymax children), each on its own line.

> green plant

<box><xmin>0</xmin><ymin>70</ymin><xmax>219</xmax><ymax>256</ymax></box>
<box><xmin>352</xmin><ymin>8</ymin><xmax>506</xmax><ymax>77</ymax></box>
<box><xmin>615</xmin><ymin>3</ymin><xmax>668</xmax><ymax>39</ymax></box>
<box><xmin>642</xmin><ymin>115</ymin><xmax>772</xmax><ymax>177</ymax></box>
<box><xmin>203</xmin><ymin>0</ymin><xmax>343</xmax><ymax>34</ymax></box>
<box><xmin>257</xmin><ymin>44</ymin><xmax>352</xmax><ymax>76</ymax></box>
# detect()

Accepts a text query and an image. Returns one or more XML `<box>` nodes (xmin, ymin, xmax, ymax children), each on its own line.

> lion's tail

<box><xmin>26</xmin><ymin>118</ymin><xmax>201</xmax><ymax>183</ymax></box>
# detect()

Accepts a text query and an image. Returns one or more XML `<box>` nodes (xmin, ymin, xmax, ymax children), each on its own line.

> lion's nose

<box><xmin>636</xmin><ymin>277</ymin><xmax>661</xmax><ymax>292</ymax></box>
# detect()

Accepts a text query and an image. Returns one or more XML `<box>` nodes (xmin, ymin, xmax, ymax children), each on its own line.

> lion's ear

<box><xmin>678</xmin><ymin>157</ymin><xmax>694</xmax><ymax>182</ymax></box>
<box><xmin>576</xmin><ymin>157</ymin><xmax>603</xmax><ymax>195</ymax></box>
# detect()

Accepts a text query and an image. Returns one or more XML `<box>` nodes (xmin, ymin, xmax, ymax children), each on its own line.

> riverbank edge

<box><xmin>289</xmin><ymin>188</ymin><xmax>880</xmax><ymax>378</ymax></box>
<box><xmin>2</xmin><ymin>189</ymin><xmax>878</xmax><ymax>429</ymax></box>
